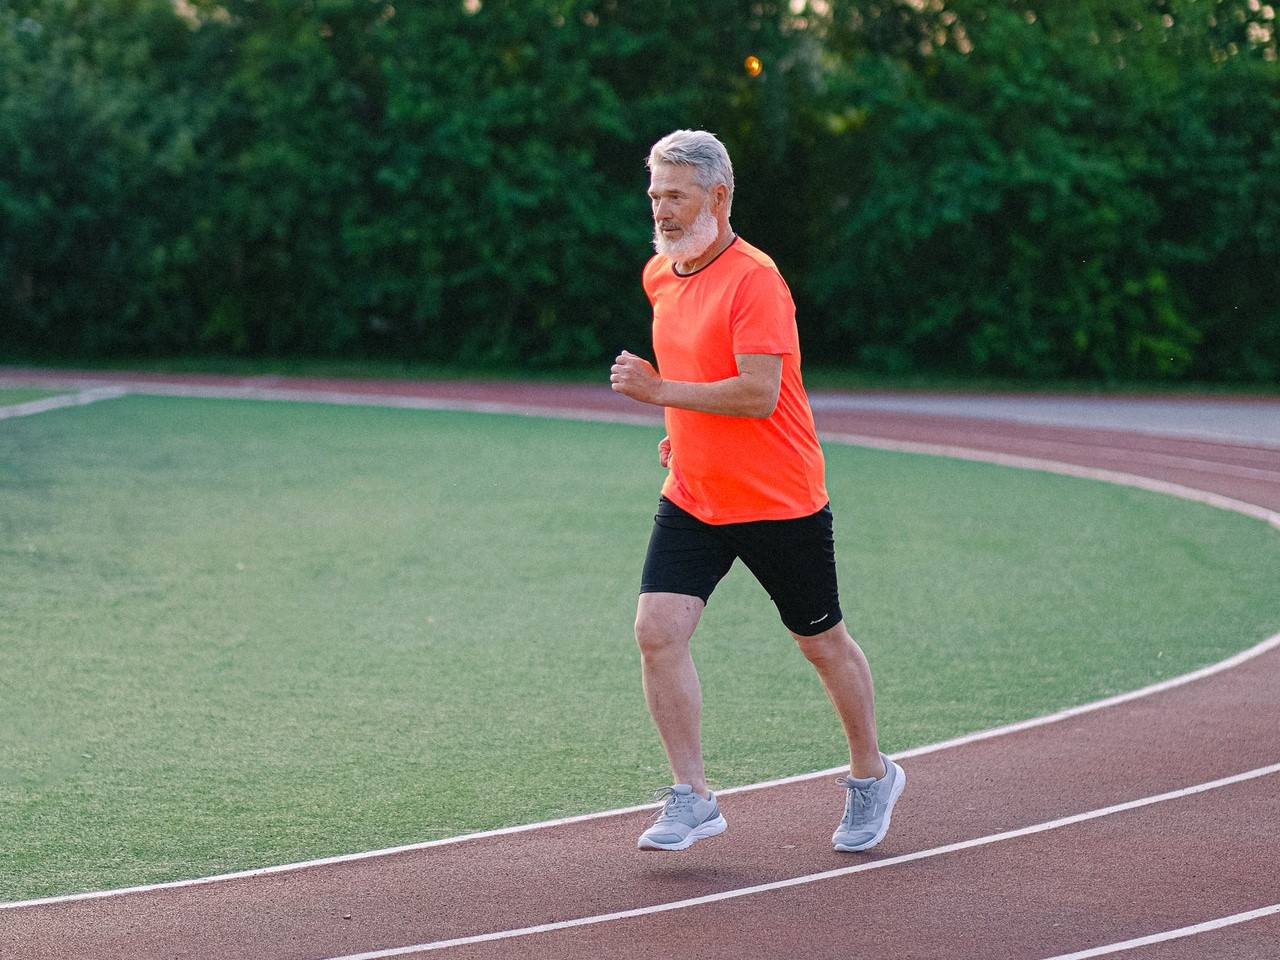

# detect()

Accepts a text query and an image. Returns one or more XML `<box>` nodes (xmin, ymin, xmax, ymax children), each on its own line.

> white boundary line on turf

<box><xmin>0</xmin><ymin>377</ymin><xmax>667</xmax><ymax>429</ymax></box>
<box><xmin>319</xmin><ymin>764</ymin><xmax>1280</xmax><ymax>959</ymax></box>
<box><xmin>5</xmin><ymin>629</ymin><xmax>1278</xmax><ymax>913</ymax></box>
<box><xmin>6</xmin><ymin>377</ymin><xmax>1276</xmax><ymax>532</ymax></box>
<box><xmin>8</xmin><ymin>377</ymin><xmax>1274</xmax><ymax>530</ymax></box>
<box><xmin>0</xmin><ymin>386</ymin><xmax>128</xmax><ymax>420</ymax></box>
<box><xmin>115</xmin><ymin>381</ymin><xmax>668</xmax><ymax>428</ymax></box>
<box><xmin>822</xmin><ymin>431</ymin><xmax>1280</xmax><ymax>532</ymax></box>
<box><xmin>1037</xmin><ymin>903</ymin><xmax>1280</xmax><ymax>960</ymax></box>
<box><xmin>2</xmin><ymin>377</ymin><xmax>1278</xmax><ymax>911</ymax></box>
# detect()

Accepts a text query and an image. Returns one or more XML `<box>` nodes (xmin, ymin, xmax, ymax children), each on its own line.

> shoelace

<box><xmin>836</xmin><ymin>776</ymin><xmax>874</xmax><ymax>824</ymax></box>
<box><xmin>649</xmin><ymin>787</ymin><xmax>700</xmax><ymax>823</ymax></box>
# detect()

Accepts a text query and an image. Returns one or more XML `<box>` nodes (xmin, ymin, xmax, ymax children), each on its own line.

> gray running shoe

<box><xmin>832</xmin><ymin>753</ymin><xmax>905</xmax><ymax>852</ymax></box>
<box><xmin>637</xmin><ymin>784</ymin><xmax>728</xmax><ymax>851</ymax></box>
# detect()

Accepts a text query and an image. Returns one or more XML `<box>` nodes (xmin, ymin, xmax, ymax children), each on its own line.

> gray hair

<box><xmin>647</xmin><ymin>129</ymin><xmax>735</xmax><ymax>215</ymax></box>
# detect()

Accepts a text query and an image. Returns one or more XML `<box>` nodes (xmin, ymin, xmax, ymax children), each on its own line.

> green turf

<box><xmin>0</xmin><ymin>388</ymin><xmax>63</xmax><ymax>407</ymax></box>
<box><xmin>1</xmin><ymin>394</ymin><xmax>1277</xmax><ymax>901</ymax></box>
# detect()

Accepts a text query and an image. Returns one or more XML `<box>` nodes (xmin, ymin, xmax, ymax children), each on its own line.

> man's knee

<box><xmin>635</xmin><ymin>592</ymin><xmax>703</xmax><ymax>657</ymax></box>
<box><xmin>792</xmin><ymin>621</ymin><xmax>852</xmax><ymax>666</ymax></box>
<box><xmin>633</xmin><ymin>610</ymin><xmax>667</xmax><ymax>656</ymax></box>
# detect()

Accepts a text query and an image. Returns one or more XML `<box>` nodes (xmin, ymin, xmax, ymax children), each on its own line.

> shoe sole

<box><xmin>637</xmin><ymin>814</ymin><xmax>728</xmax><ymax>852</ymax></box>
<box><xmin>833</xmin><ymin>762</ymin><xmax>906</xmax><ymax>853</ymax></box>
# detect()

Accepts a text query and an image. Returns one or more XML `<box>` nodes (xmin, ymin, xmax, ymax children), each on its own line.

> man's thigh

<box><xmin>727</xmin><ymin>506</ymin><xmax>844</xmax><ymax>637</ymax></box>
<box><xmin>640</xmin><ymin>498</ymin><xmax>737</xmax><ymax>603</ymax></box>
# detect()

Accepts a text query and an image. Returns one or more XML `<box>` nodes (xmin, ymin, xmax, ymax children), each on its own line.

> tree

<box><xmin>1</xmin><ymin>0</ymin><xmax>213</xmax><ymax>354</ymax></box>
<box><xmin>799</xmin><ymin>0</ymin><xmax>1217</xmax><ymax>378</ymax></box>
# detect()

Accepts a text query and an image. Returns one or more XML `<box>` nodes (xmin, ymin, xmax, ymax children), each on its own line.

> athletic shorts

<box><xmin>640</xmin><ymin>496</ymin><xmax>844</xmax><ymax>637</ymax></box>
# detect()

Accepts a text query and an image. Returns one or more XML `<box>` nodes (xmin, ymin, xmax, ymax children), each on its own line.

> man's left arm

<box><xmin>610</xmin><ymin>350</ymin><xmax>781</xmax><ymax>419</ymax></box>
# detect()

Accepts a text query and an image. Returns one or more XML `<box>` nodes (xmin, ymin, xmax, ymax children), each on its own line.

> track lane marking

<box><xmin>320</xmin><ymin>763</ymin><xmax>1280</xmax><ymax>959</ymax></box>
<box><xmin>1037</xmin><ymin>903</ymin><xmax>1280</xmax><ymax>959</ymax></box>
<box><xmin>2</xmin><ymin>378</ymin><xmax>1277</xmax><ymax>916</ymax></box>
<box><xmin>822</xmin><ymin>431</ymin><xmax>1280</xmax><ymax>531</ymax></box>
<box><xmin>5</xmin><ymin>631</ymin><xmax>1276</xmax><ymax>912</ymax></box>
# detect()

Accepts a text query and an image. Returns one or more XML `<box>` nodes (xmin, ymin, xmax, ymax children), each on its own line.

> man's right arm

<box><xmin>610</xmin><ymin>350</ymin><xmax>781</xmax><ymax>420</ymax></box>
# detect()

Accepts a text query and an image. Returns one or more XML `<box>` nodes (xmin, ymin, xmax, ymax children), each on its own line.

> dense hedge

<box><xmin>3</xmin><ymin>0</ymin><xmax>1278</xmax><ymax>380</ymax></box>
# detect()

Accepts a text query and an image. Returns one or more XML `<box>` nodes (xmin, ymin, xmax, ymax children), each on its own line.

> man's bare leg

<box><xmin>792</xmin><ymin>621</ymin><xmax>886</xmax><ymax>780</ymax></box>
<box><xmin>634</xmin><ymin>592</ymin><xmax>710</xmax><ymax>798</ymax></box>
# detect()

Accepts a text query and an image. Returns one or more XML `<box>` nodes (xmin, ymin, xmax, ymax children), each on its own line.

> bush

<box><xmin>2</xmin><ymin>0</ymin><xmax>1277</xmax><ymax>381</ymax></box>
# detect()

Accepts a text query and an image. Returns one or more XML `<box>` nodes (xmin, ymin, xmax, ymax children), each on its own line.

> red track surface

<box><xmin>1</xmin><ymin>371</ymin><xmax>1278</xmax><ymax>960</ymax></box>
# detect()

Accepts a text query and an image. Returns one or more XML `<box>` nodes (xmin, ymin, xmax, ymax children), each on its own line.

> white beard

<box><xmin>653</xmin><ymin>206</ymin><xmax>720</xmax><ymax>263</ymax></box>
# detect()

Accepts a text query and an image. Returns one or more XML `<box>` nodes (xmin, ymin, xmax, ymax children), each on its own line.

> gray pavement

<box><xmin>3</xmin><ymin>367</ymin><xmax>1277</xmax><ymax>447</ymax></box>
<box><xmin>809</xmin><ymin>392</ymin><xmax>1280</xmax><ymax>447</ymax></box>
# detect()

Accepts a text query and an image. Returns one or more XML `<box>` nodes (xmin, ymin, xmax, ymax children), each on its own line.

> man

<box><xmin>610</xmin><ymin>129</ymin><xmax>904</xmax><ymax>854</ymax></box>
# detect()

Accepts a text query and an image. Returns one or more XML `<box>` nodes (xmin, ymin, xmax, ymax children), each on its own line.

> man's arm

<box><xmin>610</xmin><ymin>350</ymin><xmax>781</xmax><ymax>419</ymax></box>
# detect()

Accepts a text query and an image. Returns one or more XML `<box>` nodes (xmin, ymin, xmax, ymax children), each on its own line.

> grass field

<box><xmin>2</xmin><ymin>393</ymin><xmax>1278</xmax><ymax>901</ymax></box>
<box><xmin>0</xmin><ymin>388</ymin><xmax>61</xmax><ymax>407</ymax></box>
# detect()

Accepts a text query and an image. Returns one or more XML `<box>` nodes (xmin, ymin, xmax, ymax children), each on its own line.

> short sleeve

<box><xmin>728</xmin><ymin>265</ymin><xmax>798</xmax><ymax>356</ymax></box>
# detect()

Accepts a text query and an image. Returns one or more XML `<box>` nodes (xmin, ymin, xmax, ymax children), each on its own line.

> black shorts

<box><xmin>640</xmin><ymin>497</ymin><xmax>844</xmax><ymax>637</ymax></box>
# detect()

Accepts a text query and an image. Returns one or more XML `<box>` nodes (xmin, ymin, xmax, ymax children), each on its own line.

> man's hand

<box><xmin>658</xmin><ymin>436</ymin><xmax>672</xmax><ymax>468</ymax></box>
<box><xmin>610</xmin><ymin>350</ymin><xmax>663</xmax><ymax>405</ymax></box>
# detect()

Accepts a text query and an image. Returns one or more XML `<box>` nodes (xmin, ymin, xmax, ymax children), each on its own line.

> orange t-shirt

<box><xmin>643</xmin><ymin>237</ymin><xmax>828</xmax><ymax>524</ymax></box>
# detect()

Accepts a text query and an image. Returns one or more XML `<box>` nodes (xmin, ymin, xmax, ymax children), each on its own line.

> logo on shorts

<box><xmin>809</xmin><ymin>613</ymin><xmax>830</xmax><ymax>626</ymax></box>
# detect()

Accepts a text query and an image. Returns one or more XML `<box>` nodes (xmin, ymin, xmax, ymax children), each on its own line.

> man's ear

<box><xmin>711</xmin><ymin>182</ymin><xmax>730</xmax><ymax>214</ymax></box>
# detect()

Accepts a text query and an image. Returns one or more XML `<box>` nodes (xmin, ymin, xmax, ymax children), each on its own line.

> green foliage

<box><xmin>0</xmin><ymin>0</ymin><xmax>214</xmax><ymax>353</ymax></box>
<box><xmin>801</xmin><ymin>0</ymin><xmax>1277</xmax><ymax>379</ymax></box>
<box><xmin>1</xmin><ymin>0</ymin><xmax>1277</xmax><ymax>379</ymax></box>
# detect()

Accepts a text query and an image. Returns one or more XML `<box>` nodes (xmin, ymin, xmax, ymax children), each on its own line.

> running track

<box><xmin>1</xmin><ymin>370</ymin><xmax>1278</xmax><ymax>960</ymax></box>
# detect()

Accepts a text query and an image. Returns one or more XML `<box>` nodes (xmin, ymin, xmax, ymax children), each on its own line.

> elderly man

<box><xmin>610</xmin><ymin>129</ymin><xmax>904</xmax><ymax>854</ymax></box>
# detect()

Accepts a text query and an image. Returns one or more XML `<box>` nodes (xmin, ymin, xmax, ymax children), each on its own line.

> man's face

<box><xmin>648</xmin><ymin>163</ymin><xmax>721</xmax><ymax>261</ymax></box>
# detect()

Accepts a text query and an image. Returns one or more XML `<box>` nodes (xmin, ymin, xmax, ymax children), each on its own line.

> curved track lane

<box><xmin>1</xmin><ymin>371</ymin><xmax>1278</xmax><ymax>960</ymax></box>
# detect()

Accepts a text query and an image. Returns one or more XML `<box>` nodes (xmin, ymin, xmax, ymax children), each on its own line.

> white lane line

<box><xmin>5</xmin><ymin>629</ymin><xmax>1276</xmax><ymax>913</ymax></box>
<box><xmin>807</xmin><ymin>392</ymin><xmax>1280</xmax><ymax>449</ymax></box>
<box><xmin>5</xmin><ymin>377</ymin><xmax>1277</xmax><ymax>527</ymax></box>
<box><xmin>94</xmin><ymin>381</ymin><xmax>666</xmax><ymax>427</ymax></box>
<box><xmin>822</xmin><ymin>431</ymin><xmax>1280</xmax><ymax>531</ymax></box>
<box><xmin>2</xmin><ymin>379</ymin><xmax>1277</xmax><ymax>913</ymax></box>
<box><xmin>320</xmin><ymin>764</ymin><xmax>1280</xmax><ymax>959</ymax></box>
<box><xmin>0</xmin><ymin>377</ymin><xmax>665</xmax><ymax>428</ymax></box>
<box><xmin>1038</xmin><ymin>903</ymin><xmax>1280</xmax><ymax>959</ymax></box>
<box><xmin>888</xmin><ymin>629</ymin><xmax>1280</xmax><ymax>765</ymax></box>
<box><xmin>0</xmin><ymin>386</ymin><xmax>128</xmax><ymax>420</ymax></box>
